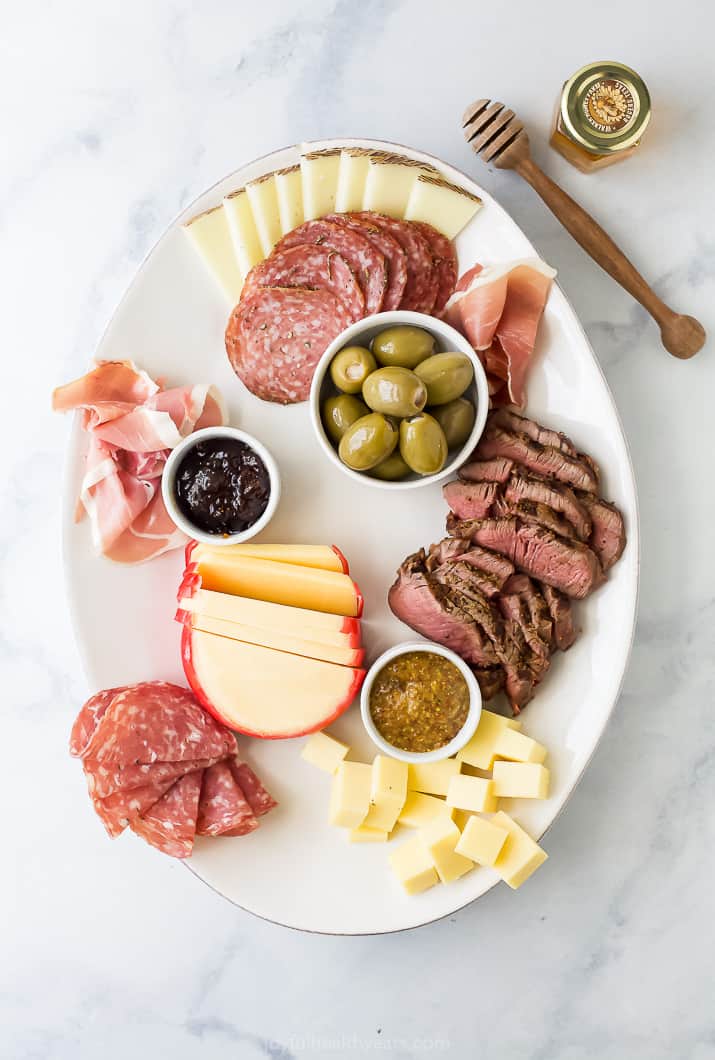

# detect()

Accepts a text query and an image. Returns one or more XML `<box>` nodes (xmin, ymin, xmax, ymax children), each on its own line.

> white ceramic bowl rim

<box><xmin>161</xmin><ymin>426</ymin><xmax>281</xmax><ymax>545</ymax></box>
<box><xmin>360</xmin><ymin>640</ymin><xmax>483</xmax><ymax>763</ymax></box>
<box><xmin>309</xmin><ymin>311</ymin><xmax>490</xmax><ymax>491</ymax></box>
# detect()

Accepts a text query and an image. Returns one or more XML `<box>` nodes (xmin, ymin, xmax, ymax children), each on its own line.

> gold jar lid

<box><xmin>559</xmin><ymin>61</ymin><xmax>651</xmax><ymax>154</ymax></box>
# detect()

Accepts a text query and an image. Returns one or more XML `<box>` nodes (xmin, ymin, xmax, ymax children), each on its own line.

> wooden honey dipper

<box><xmin>463</xmin><ymin>99</ymin><xmax>706</xmax><ymax>359</ymax></box>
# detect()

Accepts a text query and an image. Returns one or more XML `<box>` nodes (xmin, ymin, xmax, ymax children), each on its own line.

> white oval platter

<box><xmin>63</xmin><ymin>138</ymin><xmax>639</xmax><ymax>934</ymax></box>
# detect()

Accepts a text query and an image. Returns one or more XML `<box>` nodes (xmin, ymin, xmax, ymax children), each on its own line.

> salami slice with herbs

<box><xmin>354</xmin><ymin>212</ymin><xmax>439</xmax><ymax>314</ymax></box>
<box><xmin>196</xmin><ymin>761</ymin><xmax>259</xmax><ymax>837</ymax></box>
<box><xmin>411</xmin><ymin>221</ymin><xmax>458</xmax><ymax>316</ymax></box>
<box><xmin>241</xmin><ymin>245</ymin><xmax>365</xmax><ymax>319</ymax></box>
<box><xmin>226</xmin><ymin>286</ymin><xmax>354</xmax><ymax>404</ymax></box>
<box><xmin>130</xmin><ymin>770</ymin><xmax>203</xmax><ymax>858</ymax></box>
<box><xmin>324</xmin><ymin>213</ymin><xmax>407</xmax><ymax>310</ymax></box>
<box><xmin>275</xmin><ymin>219</ymin><xmax>387</xmax><ymax>313</ymax></box>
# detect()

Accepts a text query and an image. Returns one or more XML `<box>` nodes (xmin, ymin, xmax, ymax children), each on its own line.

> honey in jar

<box><xmin>551</xmin><ymin>61</ymin><xmax>651</xmax><ymax>173</ymax></box>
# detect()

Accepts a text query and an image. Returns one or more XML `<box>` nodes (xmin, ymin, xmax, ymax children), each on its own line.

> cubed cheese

<box><xmin>275</xmin><ymin>164</ymin><xmax>304</xmax><ymax>234</ymax></box>
<box><xmin>492</xmin><ymin>762</ymin><xmax>550</xmax><ymax>799</ymax></box>
<box><xmin>455</xmin><ymin>814</ymin><xmax>508</xmax><ymax>866</ymax></box>
<box><xmin>493</xmin><ymin>728</ymin><xmax>547</xmax><ymax>765</ymax></box>
<box><xmin>398</xmin><ymin>791</ymin><xmax>454</xmax><ymax>828</ymax></box>
<box><xmin>245</xmin><ymin>174</ymin><xmax>282</xmax><ymax>256</ymax></box>
<box><xmin>301</xmin><ymin>731</ymin><xmax>349</xmax><ymax>774</ymax></box>
<box><xmin>418</xmin><ymin>817</ymin><xmax>473</xmax><ymax>883</ymax></box>
<box><xmin>456</xmin><ymin>710</ymin><xmax>521</xmax><ymax>770</ymax></box>
<box><xmin>404</xmin><ymin>173</ymin><xmax>482</xmax><ymax>239</ymax></box>
<box><xmin>329</xmin><ymin>762</ymin><xmax>372</xmax><ymax>828</ymax></box>
<box><xmin>182</xmin><ymin>204</ymin><xmax>243</xmax><ymax>304</ymax></box>
<box><xmin>446</xmin><ymin>774</ymin><xmax>497</xmax><ymax>814</ymax></box>
<box><xmin>491</xmin><ymin>811</ymin><xmax>548</xmax><ymax>889</ymax></box>
<box><xmin>389</xmin><ymin>836</ymin><xmax>439</xmax><ymax>895</ymax></box>
<box><xmin>335</xmin><ymin>148</ymin><xmax>372</xmax><ymax>213</ymax></box>
<box><xmin>223</xmin><ymin>188</ymin><xmax>263</xmax><ymax>276</ymax></box>
<box><xmin>408</xmin><ymin>759</ymin><xmax>460</xmax><ymax>797</ymax></box>
<box><xmin>363</xmin><ymin>755</ymin><xmax>408</xmax><ymax>831</ymax></box>
<box><xmin>349</xmin><ymin>825</ymin><xmax>389</xmax><ymax>843</ymax></box>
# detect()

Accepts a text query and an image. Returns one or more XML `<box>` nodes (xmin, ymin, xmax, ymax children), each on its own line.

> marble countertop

<box><xmin>4</xmin><ymin>1</ymin><xmax>714</xmax><ymax>1057</ymax></box>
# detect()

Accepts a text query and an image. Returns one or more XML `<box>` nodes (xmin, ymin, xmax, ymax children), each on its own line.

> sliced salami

<box><xmin>196</xmin><ymin>762</ymin><xmax>259</xmax><ymax>837</ymax></box>
<box><xmin>84</xmin><ymin>754</ymin><xmax>220</xmax><ymax>799</ymax></box>
<box><xmin>130</xmin><ymin>770</ymin><xmax>202</xmax><ymax>858</ymax></box>
<box><xmin>226</xmin><ymin>286</ymin><xmax>354</xmax><ymax>404</ymax></box>
<box><xmin>411</xmin><ymin>221</ymin><xmax>458</xmax><ymax>316</ymax></box>
<box><xmin>276</xmin><ymin>219</ymin><xmax>387</xmax><ymax>313</ymax></box>
<box><xmin>69</xmin><ymin>686</ymin><xmax>128</xmax><ymax>758</ymax></box>
<box><xmin>85</xmin><ymin>681</ymin><xmax>235</xmax><ymax>765</ymax></box>
<box><xmin>89</xmin><ymin>776</ymin><xmax>179</xmax><ymax>838</ymax></box>
<box><xmin>241</xmin><ymin>246</ymin><xmax>365</xmax><ymax>319</ymax></box>
<box><xmin>229</xmin><ymin>759</ymin><xmax>277</xmax><ymax>817</ymax></box>
<box><xmin>324</xmin><ymin>213</ymin><xmax>407</xmax><ymax>311</ymax></box>
<box><xmin>354</xmin><ymin>212</ymin><xmax>438</xmax><ymax>314</ymax></box>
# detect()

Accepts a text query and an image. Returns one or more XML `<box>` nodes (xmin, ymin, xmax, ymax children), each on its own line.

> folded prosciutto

<box><xmin>53</xmin><ymin>360</ymin><xmax>227</xmax><ymax>564</ymax></box>
<box><xmin>445</xmin><ymin>258</ymin><xmax>556</xmax><ymax>408</ymax></box>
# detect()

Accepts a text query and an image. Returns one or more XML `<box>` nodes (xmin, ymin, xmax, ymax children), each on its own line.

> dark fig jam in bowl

<box><xmin>162</xmin><ymin>426</ymin><xmax>280</xmax><ymax>545</ymax></box>
<box><xmin>360</xmin><ymin>641</ymin><xmax>482</xmax><ymax>764</ymax></box>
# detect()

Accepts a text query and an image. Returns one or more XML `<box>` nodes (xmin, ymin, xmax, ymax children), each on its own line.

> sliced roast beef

<box><xmin>476</xmin><ymin>426</ymin><xmax>599</xmax><ymax>493</ymax></box>
<box><xmin>505</xmin><ymin>474</ymin><xmax>592</xmax><ymax>541</ymax></box>
<box><xmin>491</xmin><ymin>407</ymin><xmax>577</xmax><ymax>456</ymax></box>
<box><xmin>446</xmin><ymin>515</ymin><xmax>605</xmax><ymax>599</ymax></box>
<box><xmin>457</xmin><ymin>545</ymin><xmax>515</xmax><ymax>583</ymax></box>
<box><xmin>471</xmin><ymin>666</ymin><xmax>505</xmax><ymax>701</ymax></box>
<box><xmin>458</xmin><ymin>457</ymin><xmax>514</xmax><ymax>483</ymax></box>
<box><xmin>498</xmin><ymin>593</ymin><xmax>552</xmax><ymax>684</ymax></box>
<box><xmin>443</xmin><ymin>480</ymin><xmax>499</xmax><ymax>520</ymax></box>
<box><xmin>425</xmin><ymin>537</ymin><xmax>472</xmax><ymax>571</ymax></box>
<box><xmin>541</xmin><ymin>584</ymin><xmax>578</xmax><ymax>651</ymax></box>
<box><xmin>575</xmin><ymin>492</ymin><xmax>626</xmax><ymax>570</ymax></box>
<box><xmin>494</xmin><ymin>496</ymin><xmax>577</xmax><ymax>539</ymax></box>
<box><xmin>502</xmin><ymin>574</ymin><xmax>553</xmax><ymax>657</ymax></box>
<box><xmin>433</xmin><ymin>560</ymin><xmax>501</xmax><ymax>598</ymax></box>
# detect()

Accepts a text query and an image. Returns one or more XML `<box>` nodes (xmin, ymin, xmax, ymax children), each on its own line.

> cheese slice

<box><xmin>335</xmin><ymin>148</ymin><xmax>372</xmax><ymax>213</ymax></box>
<box><xmin>223</xmin><ymin>188</ymin><xmax>263</xmax><ymax>276</ymax></box>
<box><xmin>389</xmin><ymin>836</ymin><xmax>439</xmax><ymax>895</ymax></box>
<box><xmin>301</xmin><ymin>149</ymin><xmax>341</xmax><ymax>220</ymax></box>
<box><xmin>362</xmin><ymin>152</ymin><xmax>436</xmax><ymax>218</ymax></box>
<box><xmin>185</xmin><ymin>629</ymin><xmax>364</xmax><ymax>738</ymax></box>
<box><xmin>349</xmin><ymin>825</ymin><xmax>389</xmax><ymax>843</ymax></box>
<box><xmin>417</xmin><ymin>817</ymin><xmax>473</xmax><ymax>883</ymax></box>
<box><xmin>246</xmin><ymin>174</ymin><xmax>282</xmax><ymax>256</ymax></box>
<box><xmin>398</xmin><ymin>791</ymin><xmax>454</xmax><ymax>828</ymax></box>
<box><xmin>456</xmin><ymin>710</ymin><xmax>521</xmax><ymax>771</ymax></box>
<box><xmin>362</xmin><ymin>755</ymin><xmax>408</xmax><ymax>831</ymax></box>
<box><xmin>275</xmin><ymin>165</ymin><xmax>304</xmax><ymax>234</ymax></box>
<box><xmin>187</xmin><ymin>553</ymin><xmax>363</xmax><ymax>617</ymax></box>
<box><xmin>330</xmin><ymin>762</ymin><xmax>372</xmax><ymax>828</ymax></box>
<box><xmin>493</xmin><ymin>728</ymin><xmax>547</xmax><ymax>765</ymax></box>
<box><xmin>492</xmin><ymin>762</ymin><xmax>550</xmax><ymax>800</ymax></box>
<box><xmin>301</xmin><ymin>731</ymin><xmax>349</xmax><ymax>774</ymax></box>
<box><xmin>177</xmin><ymin>588</ymin><xmax>360</xmax><ymax>645</ymax></box>
<box><xmin>404</xmin><ymin>174</ymin><xmax>482</xmax><ymax>239</ymax></box>
<box><xmin>182</xmin><ymin>612</ymin><xmax>364</xmax><ymax>667</ymax></box>
<box><xmin>455</xmin><ymin>814</ymin><xmax>508</xmax><ymax>867</ymax></box>
<box><xmin>189</xmin><ymin>542</ymin><xmax>348</xmax><ymax>573</ymax></box>
<box><xmin>183</xmin><ymin>204</ymin><xmax>243</xmax><ymax>304</ymax></box>
<box><xmin>408</xmin><ymin>759</ymin><xmax>460</xmax><ymax>797</ymax></box>
<box><xmin>491</xmin><ymin>811</ymin><xmax>548</xmax><ymax>889</ymax></box>
<box><xmin>446</xmin><ymin>774</ymin><xmax>498</xmax><ymax>814</ymax></box>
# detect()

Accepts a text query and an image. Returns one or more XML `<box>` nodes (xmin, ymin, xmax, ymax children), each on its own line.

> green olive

<box><xmin>329</xmin><ymin>346</ymin><xmax>377</xmax><ymax>394</ymax></box>
<box><xmin>370</xmin><ymin>450</ymin><xmax>411</xmax><ymax>481</ymax></box>
<box><xmin>322</xmin><ymin>394</ymin><xmax>369</xmax><ymax>445</ymax></box>
<box><xmin>414</xmin><ymin>352</ymin><xmax>474</xmax><ymax>406</ymax></box>
<box><xmin>338</xmin><ymin>413</ymin><xmax>398</xmax><ymax>471</ymax></box>
<box><xmin>371</xmin><ymin>326</ymin><xmax>435</xmax><ymax>369</ymax></box>
<box><xmin>399</xmin><ymin>413</ymin><xmax>448</xmax><ymax>476</ymax></box>
<box><xmin>362</xmin><ymin>367</ymin><xmax>427</xmax><ymax>419</ymax></box>
<box><xmin>430</xmin><ymin>397</ymin><xmax>476</xmax><ymax>449</ymax></box>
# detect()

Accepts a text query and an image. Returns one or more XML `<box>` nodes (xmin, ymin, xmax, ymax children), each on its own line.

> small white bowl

<box><xmin>309</xmin><ymin>310</ymin><xmax>489</xmax><ymax>490</ymax></box>
<box><xmin>360</xmin><ymin>641</ymin><xmax>482</xmax><ymax>763</ymax></box>
<box><xmin>161</xmin><ymin>426</ymin><xmax>281</xmax><ymax>545</ymax></box>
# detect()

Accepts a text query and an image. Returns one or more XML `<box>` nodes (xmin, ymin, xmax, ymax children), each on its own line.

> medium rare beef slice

<box><xmin>490</xmin><ymin>408</ymin><xmax>578</xmax><ymax>456</ymax></box>
<box><xmin>541</xmin><ymin>584</ymin><xmax>579</xmax><ymax>651</ymax></box>
<box><xmin>504</xmin><ymin>474</ymin><xmax>592</xmax><ymax>541</ymax></box>
<box><xmin>443</xmin><ymin>480</ymin><xmax>499</xmax><ymax>520</ymax></box>
<box><xmin>459</xmin><ymin>457</ymin><xmax>514</xmax><ymax>483</ymax></box>
<box><xmin>471</xmin><ymin>666</ymin><xmax>505</xmax><ymax>701</ymax></box>
<box><xmin>494</xmin><ymin>496</ymin><xmax>579</xmax><ymax>540</ymax></box>
<box><xmin>476</xmin><ymin>426</ymin><xmax>599</xmax><ymax>493</ymax></box>
<box><xmin>502</xmin><ymin>574</ymin><xmax>553</xmax><ymax>657</ymax></box>
<box><xmin>575</xmin><ymin>492</ymin><xmax>626</xmax><ymax>570</ymax></box>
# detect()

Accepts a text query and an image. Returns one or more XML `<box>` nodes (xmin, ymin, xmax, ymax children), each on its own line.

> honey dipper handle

<box><xmin>515</xmin><ymin>156</ymin><xmax>706</xmax><ymax>359</ymax></box>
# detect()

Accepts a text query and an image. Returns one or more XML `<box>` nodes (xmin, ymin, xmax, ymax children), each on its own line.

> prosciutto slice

<box><xmin>53</xmin><ymin>360</ymin><xmax>227</xmax><ymax>564</ymax></box>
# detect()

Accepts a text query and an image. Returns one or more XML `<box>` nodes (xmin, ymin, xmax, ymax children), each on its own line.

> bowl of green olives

<box><xmin>309</xmin><ymin>312</ymin><xmax>489</xmax><ymax>489</ymax></box>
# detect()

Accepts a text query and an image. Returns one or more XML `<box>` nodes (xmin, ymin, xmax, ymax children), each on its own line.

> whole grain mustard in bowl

<box><xmin>360</xmin><ymin>641</ymin><xmax>482</xmax><ymax>764</ymax></box>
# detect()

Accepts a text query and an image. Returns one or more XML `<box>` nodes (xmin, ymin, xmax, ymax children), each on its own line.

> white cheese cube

<box><xmin>329</xmin><ymin>762</ymin><xmax>372</xmax><ymax>828</ymax></box>
<box><xmin>363</xmin><ymin>755</ymin><xmax>408</xmax><ymax>831</ymax></box>
<box><xmin>246</xmin><ymin>174</ymin><xmax>282</xmax><ymax>256</ymax></box>
<box><xmin>301</xmin><ymin>731</ymin><xmax>349</xmax><ymax>774</ymax></box>
<box><xmin>389</xmin><ymin>836</ymin><xmax>439</xmax><ymax>895</ymax></box>
<box><xmin>491</xmin><ymin>811</ymin><xmax>548</xmax><ymax>889</ymax></box>
<box><xmin>275</xmin><ymin>165</ymin><xmax>304</xmax><ymax>234</ymax></box>
<box><xmin>301</xmin><ymin>149</ymin><xmax>341</xmax><ymax>220</ymax></box>
<box><xmin>404</xmin><ymin>174</ymin><xmax>482</xmax><ymax>239</ymax></box>
<box><xmin>182</xmin><ymin>204</ymin><xmax>243</xmax><ymax>305</ymax></box>
<box><xmin>418</xmin><ymin>817</ymin><xmax>473</xmax><ymax>883</ymax></box>
<box><xmin>335</xmin><ymin>148</ymin><xmax>371</xmax><ymax>213</ymax></box>
<box><xmin>456</xmin><ymin>710</ymin><xmax>521</xmax><ymax>770</ymax></box>
<box><xmin>446</xmin><ymin>774</ymin><xmax>497</xmax><ymax>814</ymax></box>
<box><xmin>494</xmin><ymin>728</ymin><xmax>547</xmax><ymax>765</ymax></box>
<box><xmin>398</xmin><ymin>792</ymin><xmax>454</xmax><ymax>828</ymax></box>
<box><xmin>223</xmin><ymin>189</ymin><xmax>263</xmax><ymax>276</ymax></box>
<box><xmin>349</xmin><ymin>825</ymin><xmax>389</xmax><ymax>843</ymax></box>
<box><xmin>492</xmin><ymin>762</ymin><xmax>550</xmax><ymax>800</ymax></box>
<box><xmin>455</xmin><ymin>814</ymin><xmax>508</xmax><ymax>866</ymax></box>
<box><xmin>408</xmin><ymin>759</ymin><xmax>460</xmax><ymax>797</ymax></box>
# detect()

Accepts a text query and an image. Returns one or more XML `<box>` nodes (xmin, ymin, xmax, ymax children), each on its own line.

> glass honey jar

<box><xmin>551</xmin><ymin>61</ymin><xmax>651</xmax><ymax>173</ymax></box>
